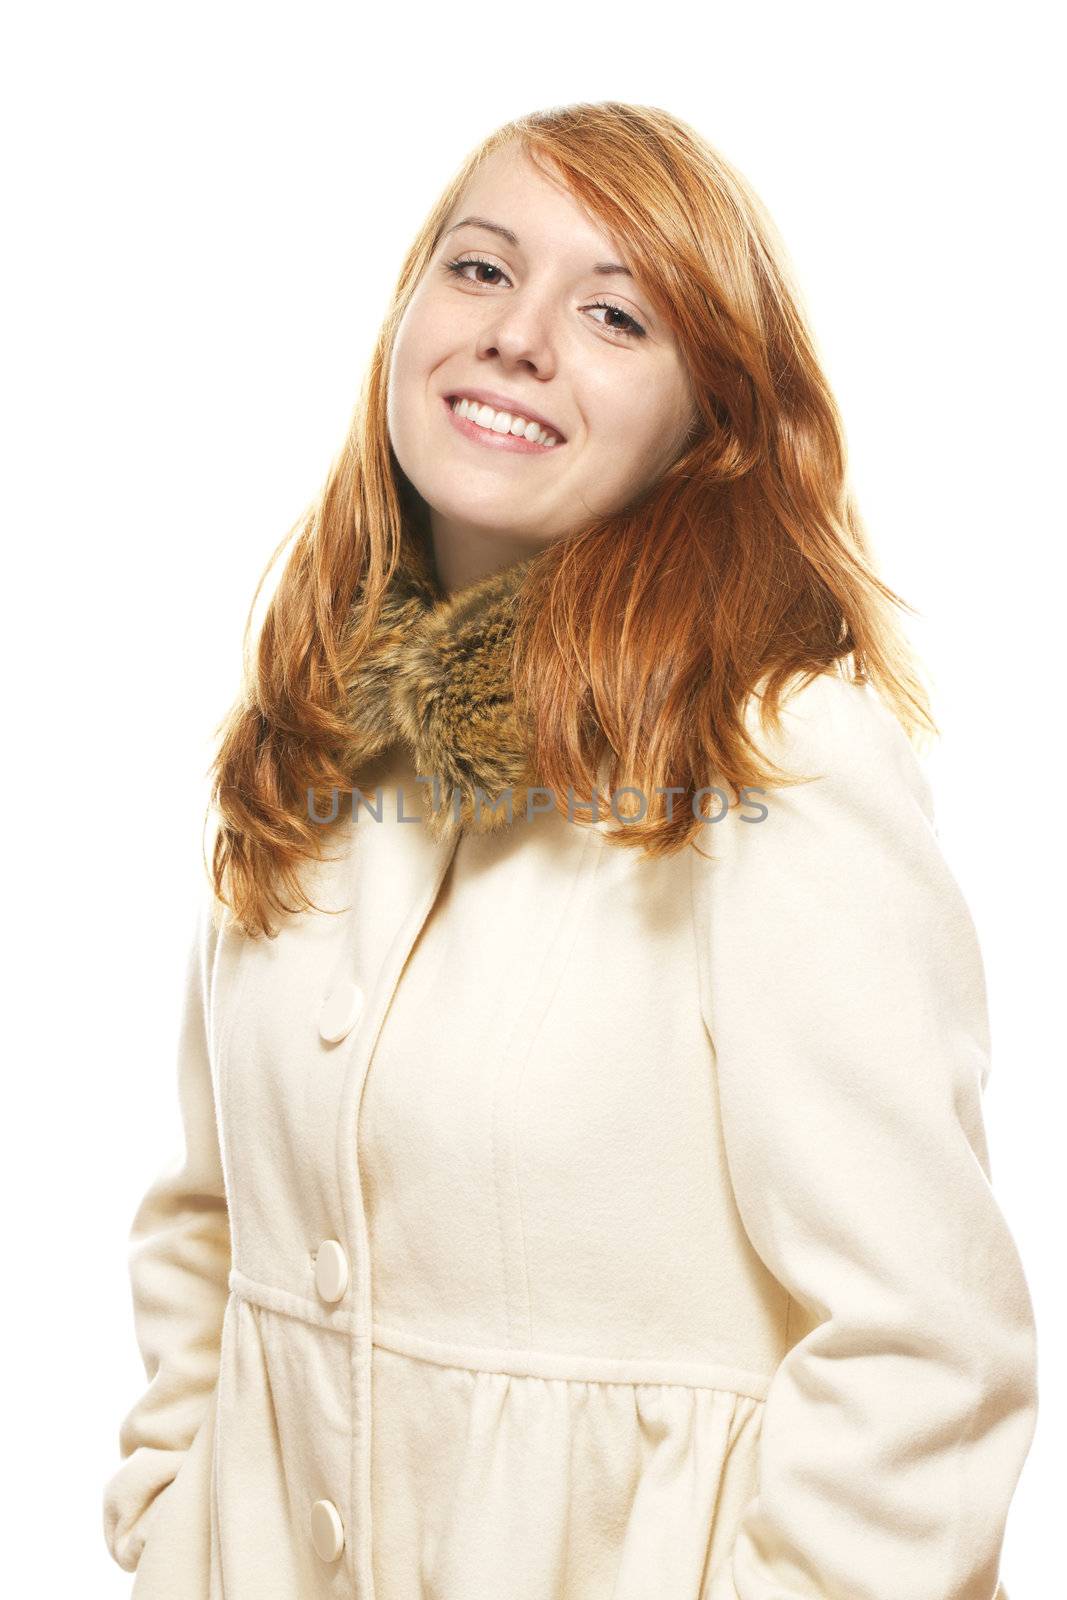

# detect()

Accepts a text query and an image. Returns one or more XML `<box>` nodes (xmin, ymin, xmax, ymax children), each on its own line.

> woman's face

<box><xmin>387</xmin><ymin>142</ymin><xmax>699</xmax><ymax>586</ymax></box>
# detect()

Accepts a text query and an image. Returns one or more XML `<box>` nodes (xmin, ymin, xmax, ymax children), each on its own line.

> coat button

<box><xmin>310</xmin><ymin>1498</ymin><xmax>345</xmax><ymax>1562</ymax></box>
<box><xmin>314</xmin><ymin>1239</ymin><xmax>349</xmax><ymax>1303</ymax></box>
<box><xmin>319</xmin><ymin>978</ymin><xmax>364</xmax><ymax>1043</ymax></box>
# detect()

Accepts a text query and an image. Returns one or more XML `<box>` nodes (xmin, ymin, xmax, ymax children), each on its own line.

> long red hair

<box><xmin>207</xmin><ymin>101</ymin><xmax>936</xmax><ymax>939</ymax></box>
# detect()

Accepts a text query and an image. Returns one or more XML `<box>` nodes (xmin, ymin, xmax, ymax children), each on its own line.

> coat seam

<box><xmin>369</xmin><ymin>1322</ymin><xmax>772</xmax><ymax>1398</ymax></box>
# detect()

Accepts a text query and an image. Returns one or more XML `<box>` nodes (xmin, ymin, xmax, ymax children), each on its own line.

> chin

<box><xmin>428</xmin><ymin>482</ymin><xmax>534</xmax><ymax>529</ymax></box>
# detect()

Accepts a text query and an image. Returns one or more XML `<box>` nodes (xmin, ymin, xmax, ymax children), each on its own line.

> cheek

<box><xmin>391</xmin><ymin>294</ymin><xmax>439</xmax><ymax>389</ymax></box>
<box><xmin>616</xmin><ymin>373</ymin><xmax>693</xmax><ymax>473</ymax></box>
<box><xmin>575</xmin><ymin>390</ymin><xmax>687</xmax><ymax>513</ymax></box>
<box><xmin>387</xmin><ymin>321</ymin><xmax>434</xmax><ymax>456</ymax></box>
<box><xmin>596</xmin><ymin>397</ymin><xmax>670</xmax><ymax>479</ymax></box>
<box><xmin>389</xmin><ymin>318</ymin><xmax>422</xmax><ymax>405</ymax></box>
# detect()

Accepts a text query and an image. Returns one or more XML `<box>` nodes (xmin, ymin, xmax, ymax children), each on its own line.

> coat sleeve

<box><xmin>697</xmin><ymin>672</ymin><xmax>1038</xmax><ymax>1600</ymax></box>
<box><xmin>102</xmin><ymin>888</ymin><xmax>233</xmax><ymax>1573</ymax></box>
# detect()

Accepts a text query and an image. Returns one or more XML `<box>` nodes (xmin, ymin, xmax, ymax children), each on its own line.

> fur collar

<box><xmin>337</xmin><ymin>540</ymin><xmax>548</xmax><ymax>840</ymax></box>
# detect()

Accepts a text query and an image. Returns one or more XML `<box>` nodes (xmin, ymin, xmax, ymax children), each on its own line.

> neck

<box><xmin>427</xmin><ymin>512</ymin><xmax>556</xmax><ymax>597</ymax></box>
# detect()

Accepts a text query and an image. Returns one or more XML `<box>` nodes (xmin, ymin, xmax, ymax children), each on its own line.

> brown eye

<box><xmin>586</xmin><ymin>300</ymin><xmax>647</xmax><ymax>340</ymax></box>
<box><xmin>443</xmin><ymin>256</ymin><xmax>510</xmax><ymax>287</ymax></box>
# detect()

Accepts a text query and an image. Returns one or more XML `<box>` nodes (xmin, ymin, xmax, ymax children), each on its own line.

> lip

<box><xmin>441</xmin><ymin>395</ymin><xmax>566</xmax><ymax>456</ymax></box>
<box><xmin>442</xmin><ymin>387</ymin><xmax>566</xmax><ymax>443</ymax></box>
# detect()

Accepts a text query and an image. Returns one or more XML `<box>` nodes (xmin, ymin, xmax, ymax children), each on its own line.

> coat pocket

<box><xmin>130</xmin><ymin>1384</ymin><xmax>220</xmax><ymax>1598</ymax></box>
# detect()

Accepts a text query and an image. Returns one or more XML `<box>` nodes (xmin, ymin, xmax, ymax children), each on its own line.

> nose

<box><xmin>477</xmin><ymin>294</ymin><xmax>557</xmax><ymax>380</ymax></box>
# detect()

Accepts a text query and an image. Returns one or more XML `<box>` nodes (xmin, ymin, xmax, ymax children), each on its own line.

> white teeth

<box><xmin>450</xmin><ymin>396</ymin><xmax>560</xmax><ymax>447</ymax></box>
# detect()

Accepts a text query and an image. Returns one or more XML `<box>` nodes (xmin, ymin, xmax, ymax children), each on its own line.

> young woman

<box><xmin>103</xmin><ymin>102</ymin><xmax>1038</xmax><ymax>1599</ymax></box>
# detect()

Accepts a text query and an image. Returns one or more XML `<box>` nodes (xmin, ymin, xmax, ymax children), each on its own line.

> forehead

<box><xmin>445</xmin><ymin>145</ymin><xmax>624</xmax><ymax>260</ymax></box>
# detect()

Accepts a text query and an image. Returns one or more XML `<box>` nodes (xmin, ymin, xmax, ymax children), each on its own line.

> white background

<box><xmin>3</xmin><ymin>2</ymin><xmax>1060</xmax><ymax>1592</ymax></box>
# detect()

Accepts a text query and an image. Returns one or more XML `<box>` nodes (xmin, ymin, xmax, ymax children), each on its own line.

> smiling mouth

<box><xmin>447</xmin><ymin>395</ymin><xmax>563</xmax><ymax>449</ymax></box>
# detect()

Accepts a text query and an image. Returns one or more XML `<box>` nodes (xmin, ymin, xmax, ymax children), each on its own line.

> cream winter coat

<box><xmin>102</xmin><ymin>551</ymin><xmax>1038</xmax><ymax>1599</ymax></box>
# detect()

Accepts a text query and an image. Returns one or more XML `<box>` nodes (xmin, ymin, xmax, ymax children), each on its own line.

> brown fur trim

<box><xmin>338</xmin><ymin>549</ymin><xmax>541</xmax><ymax>838</ymax></box>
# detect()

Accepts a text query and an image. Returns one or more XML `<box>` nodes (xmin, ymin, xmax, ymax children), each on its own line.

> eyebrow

<box><xmin>441</xmin><ymin>215</ymin><xmax>634</xmax><ymax>279</ymax></box>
